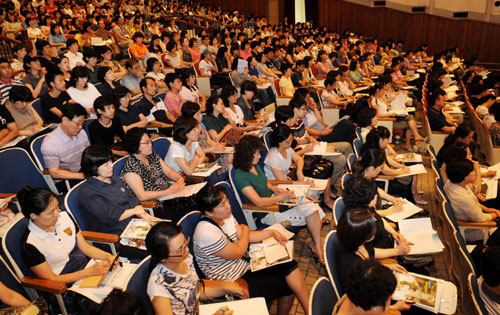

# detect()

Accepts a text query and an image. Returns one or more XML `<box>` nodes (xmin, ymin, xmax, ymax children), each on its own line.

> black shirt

<box><xmin>115</xmin><ymin>106</ymin><xmax>142</xmax><ymax>128</ymax></box>
<box><xmin>0</xmin><ymin>105</ymin><xmax>15</xmax><ymax>130</ymax></box>
<box><xmin>40</xmin><ymin>91</ymin><xmax>71</xmax><ymax>123</ymax></box>
<box><xmin>337</xmin><ymin>245</ymin><xmax>374</xmax><ymax>288</ymax></box>
<box><xmin>134</xmin><ymin>96</ymin><xmax>173</xmax><ymax>124</ymax></box>
<box><xmin>39</xmin><ymin>57</ymin><xmax>58</xmax><ymax>73</ymax></box>
<box><xmin>202</xmin><ymin>113</ymin><xmax>230</xmax><ymax>133</ymax></box>
<box><xmin>88</xmin><ymin>118</ymin><xmax>124</xmax><ymax>147</ymax></box>
<box><xmin>428</xmin><ymin>106</ymin><xmax>452</xmax><ymax>132</ymax></box>
<box><xmin>96</xmin><ymin>81</ymin><xmax>121</xmax><ymax>98</ymax></box>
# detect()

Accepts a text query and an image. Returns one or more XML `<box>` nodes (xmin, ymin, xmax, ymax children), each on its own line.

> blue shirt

<box><xmin>78</xmin><ymin>175</ymin><xmax>140</xmax><ymax>235</ymax></box>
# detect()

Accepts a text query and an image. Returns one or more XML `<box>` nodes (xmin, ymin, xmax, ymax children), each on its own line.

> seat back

<box><xmin>431</xmin><ymin>159</ymin><xmax>441</xmax><ymax>180</ymax></box>
<box><xmin>215</xmin><ymin>181</ymin><xmax>247</xmax><ymax>225</ymax></box>
<box><xmin>454</xmin><ymin>230</ymin><xmax>478</xmax><ymax>276</ymax></box>
<box><xmin>30</xmin><ymin>134</ymin><xmax>48</xmax><ymax>171</ymax></box>
<box><xmin>309</xmin><ymin>277</ymin><xmax>337</xmax><ymax>315</ymax></box>
<box><xmin>0</xmin><ymin>147</ymin><xmax>49</xmax><ymax>193</ymax></box>
<box><xmin>273</xmin><ymin>79</ymin><xmax>282</xmax><ymax>97</ymax></box>
<box><xmin>113</xmin><ymin>156</ymin><xmax>129</xmax><ymax>176</ymax></box>
<box><xmin>324</xmin><ymin>230</ymin><xmax>343</xmax><ymax>299</ymax></box>
<box><xmin>0</xmin><ymin>255</ymin><xmax>30</xmax><ymax>300</ymax></box>
<box><xmin>229</xmin><ymin>168</ymin><xmax>246</xmax><ymax>208</ymax></box>
<box><xmin>428</xmin><ymin>144</ymin><xmax>437</xmax><ymax>160</ymax></box>
<box><xmin>177</xmin><ymin>211</ymin><xmax>201</xmax><ymax>246</ymax></box>
<box><xmin>155</xmin><ymin>92</ymin><xmax>166</xmax><ymax>102</ymax></box>
<box><xmin>436</xmin><ymin>178</ymin><xmax>449</xmax><ymax>203</ymax></box>
<box><xmin>263</xmin><ymin>130</ymin><xmax>272</xmax><ymax>151</ymax></box>
<box><xmin>64</xmin><ymin>181</ymin><xmax>88</xmax><ymax>230</ymax></box>
<box><xmin>341</xmin><ymin>173</ymin><xmax>351</xmax><ymax>190</ymax></box>
<box><xmin>83</xmin><ymin>119</ymin><xmax>96</xmax><ymax>140</ymax></box>
<box><xmin>468</xmin><ymin>273</ymin><xmax>489</xmax><ymax>315</ymax></box>
<box><xmin>2</xmin><ymin>216</ymin><xmax>35</xmax><ymax>279</ymax></box>
<box><xmin>31</xmin><ymin>98</ymin><xmax>46</xmax><ymax>123</ymax></box>
<box><xmin>355</xmin><ymin>127</ymin><xmax>362</xmax><ymax>140</ymax></box>
<box><xmin>124</xmin><ymin>256</ymin><xmax>154</xmax><ymax>312</ymax></box>
<box><xmin>193</xmin><ymin>61</ymin><xmax>201</xmax><ymax>76</ymax></box>
<box><xmin>353</xmin><ymin>138</ymin><xmax>363</xmax><ymax>158</ymax></box>
<box><xmin>333</xmin><ymin>197</ymin><xmax>345</xmax><ymax>226</ymax></box>
<box><xmin>152</xmin><ymin>137</ymin><xmax>171</xmax><ymax>160</ymax></box>
<box><xmin>346</xmin><ymin>153</ymin><xmax>356</xmax><ymax>172</ymax></box>
<box><xmin>317</xmin><ymin>88</ymin><xmax>324</xmax><ymax>108</ymax></box>
<box><xmin>443</xmin><ymin>201</ymin><xmax>459</xmax><ymax>231</ymax></box>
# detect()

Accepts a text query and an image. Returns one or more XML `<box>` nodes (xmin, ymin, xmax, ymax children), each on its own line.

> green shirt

<box><xmin>202</xmin><ymin>113</ymin><xmax>230</xmax><ymax>133</ymax></box>
<box><xmin>234</xmin><ymin>165</ymin><xmax>273</xmax><ymax>203</ymax></box>
<box><xmin>291</xmin><ymin>71</ymin><xmax>304</xmax><ymax>87</ymax></box>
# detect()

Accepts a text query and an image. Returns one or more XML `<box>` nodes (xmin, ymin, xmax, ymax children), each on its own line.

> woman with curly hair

<box><xmin>232</xmin><ymin>135</ymin><xmax>325</xmax><ymax>263</ymax></box>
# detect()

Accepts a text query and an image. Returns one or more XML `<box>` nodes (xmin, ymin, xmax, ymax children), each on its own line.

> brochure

<box><xmin>397</xmin><ymin>218</ymin><xmax>444</xmax><ymax>255</ymax></box>
<box><xmin>192</xmin><ymin>162</ymin><xmax>221</xmax><ymax>177</ymax></box>
<box><xmin>393</xmin><ymin>272</ymin><xmax>443</xmax><ymax>313</ymax></box>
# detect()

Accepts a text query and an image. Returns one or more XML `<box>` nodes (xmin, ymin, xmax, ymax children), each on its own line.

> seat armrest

<box><xmin>242</xmin><ymin>204</ymin><xmax>280</xmax><ymax>212</ymax></box>
<box><xmin>0</xmin><ymin>193</ymin><xmax>17</xmax><ymax>200</ymax></box>
<box><xmin>146</xmin><ymin>122</ymin><xmax>170</xmax><ymax>129</ymax></box>
<box><xmin>21</xmin><ymin>277</ymin><xmax>66</xmax><ymax>294</ymax></box>
<box><xmin>432</xmin><ymin>130</ymin><xmax>447</xmax><ymax>134</ymax></box>
<box><xmin>278</xmin><ymin>96</ymin><xmax>293</xmax><ymax>99</ymax></box>
<box><xmin>378</xmin><ymin>117</ymin><xmax>396</xmax><ymax>121</ymax></box>
<box><xmin>457</xmin><ymin>220</ymin><xmax>497</xmax><ymax>228</ymax></box>
<box><xmin>81</xmin><ymin>231</ymin><xmax>119</xmax><ymax>243</ymax></box>
<box><xmin>376</xmin><ymin>258</ymin><xmax>398</xmax><ymax>265</ymax></box>
<box><xmin>141</xmin><ymin>200</ymin><xmax>158</xmax><ymax>208</ymax></box>
<box><xmin>376</xmin><ymin>175</ymin><xmax>395</xmax><ymax>180</ymax></box>
<box><xmin>269</xmin><ymin>180</ymin><xmax>294</xmax><ymax>185</ymax></box>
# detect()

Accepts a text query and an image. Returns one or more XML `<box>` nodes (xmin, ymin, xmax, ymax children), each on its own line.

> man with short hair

<box><xmin>40</xmin><ymin>71</ymin><xmax>72</xmax><ymax>123</ymax></box>
<box><xmin>134</xmin><ymin>77</ymin><xmax>174</xmax><ymax>135</ymax></box>
<box><xmin>122</xmin><ymin>59</ymin><xmax>144</xmax><ymax>96</ymax></box>
<box><xmin>0</xmin><ymin>58</ymin><xmax>23</xmax><ymax>105</ymax></box>
<box><xmin>88</xmin><ymin>96</ymin><xmax>127</xmax><ymax>156</ymax></box>
<box><xmin>41</xmin><ymin>103</ymin><xmax>89</xmax><ymax>181</ymax></box>
<box><xmin>163</xmin><ymin>73</ymin><xmax>184</xmax><ymax>117</ymax></box>
<box><xmin>84</xmin><ymin>48</ymin><xmax>99</xmax><ymax>84</ymax></box>
<box><xmin>64</xmin><ymin>39</ymin><xmax>85</xmax><ymax>70</ymax></box>
<box><xmin>478</xmin><ymin>246</ymin><xmax>500</xmax><ymax>314</ymax></box>
<box><xmin>35</xmin><ymin>40</ymin><xmax>58</xmax><ymax>73</ymax></box>
<box><xmin>113</xmin><ymin>16</ymin><xmax>133</xmax><ymax>49</ymax></box>
<box><xmin>0</xmin><ymin>96</ymin><xmax>20</xmax><ymax>147</ymax></box>
<box><xmin>427</xmin><ymin>88</ymin><xmax>457</xmax><ymax>133</ymax></box>
<box><xmin>22</xmin><ymin>55</ymin><xmax>48</xmax><ymax>99</ymax></box>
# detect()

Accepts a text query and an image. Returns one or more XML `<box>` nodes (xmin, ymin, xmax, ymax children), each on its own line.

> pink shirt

<box><xmin>239</xmin><ymin>50</ymin><xmax>253</xmax><ymax>60</ymax></box>
<box><xmin>163</xmin><ymin>91</ymin><xmax>184</xmax><ymax>115</ymax></box>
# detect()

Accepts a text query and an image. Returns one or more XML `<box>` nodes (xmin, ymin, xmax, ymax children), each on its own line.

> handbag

<box><xmin>221</xmin><ymin>128</ymin><xmax>243</xmax><ymax>146</ymax></box>
<box><xmin>302</xmin><ymin>156</ymin><xmax>334</xmax><ymax>179</ymax></box>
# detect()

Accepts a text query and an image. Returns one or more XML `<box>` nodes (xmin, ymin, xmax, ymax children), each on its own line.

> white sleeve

<box><xmin>193</xmin><ymin>221</ymin><xmax>228</xmax><ymax>255</ymax></box>
<box><xmin>146</xmin><ymin>266</ymin><xmax>173</xmax><ymax>301</ymax></box>
<box><xmin>167</xmin><ymin>142</ymin><xmax>186</xmax><ymax>159</ymax></box>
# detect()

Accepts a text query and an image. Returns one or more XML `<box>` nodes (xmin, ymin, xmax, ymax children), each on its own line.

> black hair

<box><xmin>280</xmin><ymin>63</ymin><xmax>292</xmax><ymax>73</ymax></box>
<box><xmin>68</xmin><ymin>66</ymin><xmax>89</xmax><ymax>88</ymax></box>
<box><xmin>9</xmin><ymin>85</ymin><xmax>33</xmax><ymax>103</ymax></box>
<box><xmin>91</xmin><ymin>291</ymin><xmax>151</xmax><ymax>315</ymax></box>
<box><xmin>349</xmin><ymin>60</ymin><xmax>358</xmax><ymax>71</ymax></box>
<box><xmin>113</xmin><ymin>86</ymin><xmax>130</xmax><ymax>107</ymax></box>
<box><xmin>337</xmin><ymin>208</ymin><xmax>376</xmax><ymax>252</ymax></box>
<box><xmin>324</xmin><ymin>77</ymin><xmax>336</xmax><ymax>87</ymax></box>
<box><xmin>446</xmin><ymin>159</ymin><xmax>474</xmax><ymax>183</ymax></box>
<box><xmin>220</xmin><ymin>85</ymin><xmax>238</xmax><ymax>107</ymax></box>
<box><xmin>66</xmin><ymin>38</ymin><xmax>78</xmax><ymax>49</ymax></box>
<box><xmin>345</xmin><ymin>260</ymin><xmax>397</xmax><ymax>311</ymax></box>
<box><xmin>443</xmin><ymin>123</ymin><xmax>473</xmax><ymax>148</ymax></box>
<box><xmin>123</xmin><ymin>127</ymin><xmax>148</xmax><ymax>154</ymax></box>
<box><xmin>362</xmin><ymin>126</ymin><xmax>391</xmax><ymax>154</ymax></box>
<box><xmin>352</xmin><ymin>149</ymin><xmax>386</xmax><ymax>178</ymax></box>
<box><xmin>240</xmin><ymin>80</ymin><xmax>257</xmax><ymax>95</ymax></box>
<box><xmin>270</xmin><ymin>124</ymin><xmax>292</xmax><ymax>148</ymax></box>
<box><xmin>62</xmin><ymin>103</ymin><xmax>87</xmax><ymax>120</ymax></box>
<box><xmin>139</xmin><ymin>77</ymin><xmax>155</xmax><ymax>94</ymax></box>
<box><xmin>146</xmin><ymin>57</ymin><xmax>160</xmax><ymax>73</ymax></box>
<box><xmin>205</xmin><ymin>95</ymin><xmax>221</xmax><ymax>115</ymax></box>
<box><xmin>83</xmin><ymin>47</ymin><xmax>98</xmax><ymax>61</ymax></box>
<box><xmin>481</xmin><ymin>246</ymin><xmax>500</xmax><ymax>287</ymax></box>
<box><xmin>173</xmin><ymin>116</ymin><xmax>198</xmax><ymax>145</ymax></box>
<box><xmin>132</xmin><ymin>31</ymin><xmax>144</xmax><ymax>40</ymax></box>
<box><xmin>441</xmin><ymin>142</ymin><xmax>468</xmax><ymax>166</ymax></box>
<box><xmin>45</xmin><ymin>70</ymin><xmax>64</xmax><ymax>88</ymax></box>
<box><xmin>428</xmin><ymin>88</ymin><xmax>445</xmax><ymax>107</ymax></box>
<box><xmin>166</xmin><ymin>40</ymin><xmax>176</xmax><ymax>52</ymax></box>
<box><xmin>93</xmin><ymin>95</ymin><xmax>115</xmax><ymax>118</ymax></box>
<box><xmin>274</xmin><ymin>106</ymin><xmax>294</xmax><ymax>125</ymax></box>
<box><xmin>97</xmin><ymin>66</ymin><xmax>112</xmax><ymax>83</ymax></box>
<box><xmin>125</xmin><ymin>59</ymin><xmax>139</xmax><ymax>70</ymax></box>
<box><xmin>288</xmin><ymin>97</ymin><xmax>306</xmax><ymax>110</ymax></box>
<box><xmin>195</xmin><ymin>184</ymin><xmax>226</xmax><ymax>215</ymax></box>
<box><xmin>355</xmin><ymin>108</ymin><xmax>377</xmax><ymax>128</ymax></box>
<box><xmin>81</xmin><ymin>145</ymin><xmax>113</xmax><ymax>177</ymax></box>
<box><xmin>165</xmin><ymin>73</ymin><xmax>180</xmax><ymax>89</ymax></box>
<box><xmin>233</xmin><ymin>135</ymin><xmax>264</xmax><ymax>172</ymax></box>
<box><xmin>145</xmin><ymin>221</ymin><xmax>183</xmax><ymax>271</ymax></box>
<box><xmin>293</xmin><ymin>88</ymin><xmax>309</xmax><ymax>101</ymax></box>
<box><xmin>35</xmin><ymin>40</ymin><xmax>50</xmax><ymax>55</ymax></box>
<box><xmin>17</xmin><ymin>186</ymin><xmax>56</xmax><ymax>217</ymax></box>
<box><xmin>342</xmin><ymin>177</ymin><xmax>378</xmax><ymax>209</ymax></box>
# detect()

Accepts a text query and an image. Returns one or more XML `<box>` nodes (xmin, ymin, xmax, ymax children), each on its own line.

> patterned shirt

<box><xmin>120</xmin><ymin>152</ymin><xmax>171</xmax><ymax>194</ymax></box>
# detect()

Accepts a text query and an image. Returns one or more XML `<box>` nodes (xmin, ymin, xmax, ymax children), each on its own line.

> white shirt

<box><xmin>372</xmin><ymin>96</ymin><xmax>388</xmax><ymax>114</ymax></box>
<box><xmin>321</xmin><ymin>89</ymin><xmax>339</xmax><ymax>107</ymax></box>
<box><xmin>337</xmin><ymin>81</ymin><xmax>353</xmax><ymax>96</ymax></box>
<box><xmin>146</xmin><ymin>71</ymin><xmax>165</xmax><ymax>82</ymax></box>
<box><xmin>165</xmin><ymin>141</ymin><xmax>199</xmax><ymax>173</ymax></box>
<box><xmin>199</xmin><ymin>60</ymin><xmax>214</xmax><ymax>76</ymax></box>
<box><xmin>64</xmin><ymin>51</ymin><xmax>85</xmax><ymax>70</ymax></box>
<box><xmin>225</xmin><ymin>105</ymin><xmax>244</xmax><ymax>125</ymax></box>
<box><xmin>67</xmin><ymin>83</ymin><xmax>102</xmax><ymax>113</ymax></box>
<box><xmin>179</xmin><ymin>85</ymin><xmax>200</xmax><ymax>104</ymax></box>
<box><xmin>264</xmin><ymin>147</ymin><xmax>294</xmax><ymax>179</ymax></box>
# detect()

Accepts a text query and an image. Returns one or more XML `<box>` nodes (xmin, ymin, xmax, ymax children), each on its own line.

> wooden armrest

<box><xmin>278</xmin><ymin>96</ymin><xmax>293</xmax><ymax>99</ymax></box>
<box><xmin>269</xmin><ymin>180</ymin><xmax>294</xmax><ymax>185</ymax></box>
<box><xmin>378</xmin><ymin>117</ymin><xmax>396</xmax><ymax>121</ymax></box>
<box><xmin>42</xmin><ymin>123</ymin><xmax>51</xmax><ymax>127</ymax></box>
<box><xmin>376</xmin><ymin>258</ymin><xmax>398</xmax><ymax>265</ymax></box>
<box><xmin>432</xmin><ymin>130</ymin><xmax>447</xmax><ymax>134</ymax></box>
<box><xmin>198</xmin><ymin>74</ymin><xmax>211</xmax><ymax>78</ymax></box>
<box><xmin>457</xmin><ymin>220</ymin><xmax>497</xmax><ymax>228</ymax></box>
<box><xmin>322</xmin><ymin>105</ymin><xmax>341</xmax><ymax>109</ymax></box>
<box><xmin>245</xmin><ymin>120</ymin><xmax>258</xmax><ymax>124</ymax></box>
<box><xmin>376</xmin><ymin>175</ymin><xmax>395</xmax><ymax>180</ymax></box>
<box><xmin>493</xmin><ymin>145</ymin><xmax>500</xmax><ymax>149</ymax></box>
<box><xmin>81</xmin><ymin>231</ymin><xmax>119</xmax><ymax>243</ymax></box>
<box><xmin>242</xmin><ymin>203</ymin><xmax>280</xmax><ymax>212</ymax></box>
<box><xmin>0</xmin><ymin>193</ymin><xmax>17</xmax><ymax>200</ymax></box>
<box><xmin>146</xmin><ymin>122</ymin><xmax>165</xmax><ymax>128</ymax></box>
<box><xmin>183</xmin><ymin>174</ymin><xmax>206</xmax><ymax>183</ymax></box>
<box><xmin>21</xmin><ymin>277</ymin><xmax>66</xmax><ymax>294</ymax></box>
<box><xmin>141</xmin><ymin>200</ymin><xmax>158</xmax><ymax>208</ymax></box>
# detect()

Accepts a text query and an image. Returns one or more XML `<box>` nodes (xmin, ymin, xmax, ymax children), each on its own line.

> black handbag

<box><xmin>302</xmin><ymin>156</ymin><xmax>334</xmax><ymax>179</ymax></box>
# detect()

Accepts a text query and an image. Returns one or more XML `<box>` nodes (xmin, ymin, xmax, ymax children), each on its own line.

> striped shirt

<box><xmin>41</xmin><ymin>125</ymin><xmax>90</xmax><ymax>172</ymax></box>
<box><xmin>0</xmin><ymin>78</ymin><xmax>23</xmax><ymax>105</ymax></box>
<box><xmin>478</xmin><ymin>277</ymin><xmax>500</xmax><ymax>314</ymax></box>
<box><xmin>193</xmin><ymin>215</ymin><xmax>249</xmax><ymax>281</ymax></box>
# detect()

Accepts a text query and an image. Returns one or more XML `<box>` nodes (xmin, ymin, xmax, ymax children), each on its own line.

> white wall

<box><xmin>434</xmin><ymin>0</ymin><xmax>487</xmax><ymax>13</ymax></box>
<box><xmin>295</xmin><ymin>0</ymin><xmax>306</xmax><ymax>23</ymax></box>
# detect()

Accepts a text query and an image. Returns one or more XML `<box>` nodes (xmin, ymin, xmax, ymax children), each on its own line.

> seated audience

<box><xmin>99</xmin><ymin>46</ymin><xmax>127</xmax><ymax>80</ymax></box>
<box><xmin>193</xmin><ymin>184</ymin><xmax>309</xmax><ymax>312</ymax></box>
<box><xmin>145</xmin><ymin>58</ymin><xmax>167</xmax><ymax>91</ymax></box>
<box><xmin>6</xmin><ymin>85</ymin><xmax>44</xmax><ymax>137</ymax></box>
<box><xmin>64</xmin><ymin>38</ymin><xmax>85</xmax><ymax>70</ymax></box>
<box><xmin>120</xmin><ymin>128</ymin><xmax>195</xmax><ymax>222</ymax></box>
<box><xmin>233</xmin><ymin>135</ymin><xmax>325</xmax><ymax>262</ymax></box>
<box><xmin>67</xmin><ymin>66</ymin><xmax>102</xmax><ymax>116</ymax></box>
<box><xmin>41</xmin><ymin>103</ymin><xmax>89</xmax><ymax>182</ymax></box>
<box><xmin>0</xmin><ymin>58</ymin><xmax>24</xmax><ymax>104</ymax></box>
<box><xmin>113</xmin><ymin>86</ymin><xmax>148</xmax><ymax>133</ymax></box>
<box><xmin>122</xmin><ymin>59</ymin><xmax>144</xmax><ymax>96</ymax></box>
<box><xmin>478</xmin><ymin>246</ymin><xmax>500</xmax><ymax>314</ymax></box>
<box><xmin>40</xmin><ymin>71</ymin><xmax>72</xmax><ymax>124</ymax></box>
<box><xmin>165</xmin><ymin>116</ymin><xmax>207</xmax><ymax>175</ymax></box>
<box><xmin>96</xmin><ymin>66</ymin><xmax>121</xmax><ymax>97</ymax></box>
<box><xmin>22</xmin><ymin>55</ymin><xmax>48</xmax><ymax>99</ymax></box>
<box><xmin>163</xmin><ymin>73</ymin><xmax>185</xmax><ymax>117</ymax></box>
<box><xmin>88</xmin><ymin>96</ymin><xmax>126</xmax><ymax>156</ymax></box>
<box><xmin>147</xmin><ymin>221</ymin><xmax>248</xmax><ymax>315</ymax></box>
<box><xmin>179</xmin><ymin>69</ymin><xmax>207</xmax><ymax>111</ymax></box>
<box><xmin>427</xmin><ymin>88</ymin><xmax>457</xmax><ymax>133</ymax></box>
<box><xmin>79</xmin><ymin>145</ymin><xmax>153</xmax><ymax>259</ymax></box>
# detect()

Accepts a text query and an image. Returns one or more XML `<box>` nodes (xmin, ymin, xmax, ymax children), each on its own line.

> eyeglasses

<box><xmin>140</xmin><ymin>140</ymin><xmax>153</xmax><ymax>145</ymax></box>
<box><xmin>169</xmin><ymin>236</ymin><xmax>190</xmax><ymax>258</ymax></box>
<box><xmin>70</xmin><ymin>119</ymin><xmax>85</xmax><ymax>127</ymax></box>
